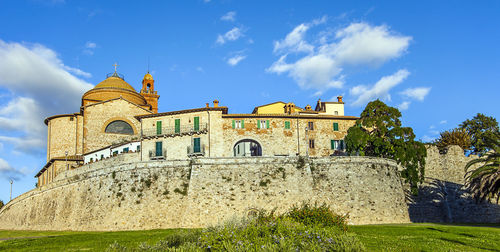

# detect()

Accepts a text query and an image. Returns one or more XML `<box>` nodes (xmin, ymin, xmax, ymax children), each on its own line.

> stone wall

<box><xmin>0</xmin><ymin>155</ymin><xmax>409</xmax><ymax>231</ymax></box>
<box><xmin>408</xmin><ymin>145</ymin><xmax>500</xmax><ymax>223</ymax></box>
<box><xmin>47</xmin><ymin>115</ymin><xmax>79</xmax><ymax>161</ymax></box>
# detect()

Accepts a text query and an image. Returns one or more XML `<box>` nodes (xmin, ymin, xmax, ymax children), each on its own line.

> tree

<box><xmin>345</xmin><ymin>100</ymin><xmax>427</xmax><ymax>194</ymax></box>
<box><xmin>434</xmin><ymin>128</ymin><xmax>472</xmax><ymax>153</ymax></box>
<box><xmin>0</xmin><ymin>200</ymin><xmax>4</xmax><ymax>209</ymax></box>
<box><xmin>464</xmin><ymin>131</ymin><xmax>500</xmax><ymax>203</ymax></box>
<box><xmin>459</xmin><ymin>113</ymin><xmax>499</xmax><ymax>156</ymax></box>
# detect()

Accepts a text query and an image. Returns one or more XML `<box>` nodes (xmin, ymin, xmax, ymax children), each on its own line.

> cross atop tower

<box><xmin>113</xmin><ymin>63</ymin><xmax>119</xmax><ymax>73</ymax></box>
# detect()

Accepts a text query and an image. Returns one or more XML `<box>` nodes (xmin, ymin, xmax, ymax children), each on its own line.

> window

<box><xmin>194</xmin><ymin>116</ymin><xmax>200</xmax><ymax>131</ymax></box>
<box><xmin>334</xmin><ymin>111</ymin><xmax>338</xmax><ymax>115</ymax></box>
<box><xmin>193</xmin><ymin>137</ymin><xmax>201</xmax><ymax>153</ymax></box>
<box><xmin>113</xmin><ymin>151</ymin><xmax>118</xmax><ymax>156</ymax></box>
<box><xmin>155</xmin><ymin>141</ymin><xmax>163</xmax><ymax>156</ymax></box>
<box><xmin>156</xmin><ymin>121</ymin><xmax>162</xmax><ymax>135</ymax></box>
<box><xmin>258</xmin><ymin>120</ymin><xmax>269</xmax><ymax>129</ymax></box>
<box><xmin>105</xmin><ymin>120</ymin><xmax>134</xmax><ymax>135</ymax></box>
<box><xmin>232</xmin><ymin>120</ymin><xmax>244</xmax><ymax>129</ymax></box>
<box><xmin>137</xmin><ymin>145</ymin><xmax>141</xmax><ymax>152</ymax></box>
<box><xmin>331</xmin><ymin>140</ymin><xmax>345</xmax><ymax>150</ymax></box>
<box><xmin>123</xmin><ymin>147</ymin><xmax>129</xmax><ymax>153</ymax></box>
<box><xmin>70</xmin><ymin>117</ymin><xmax>74</xmax><ymax>121</ymax></box>
<box><xmin>308</xmin><ymin>122</ymin><xmax>314</xmax><ymax>130</ymax></box>
<box><xmin>101</xmin><ymin>154</ymin><xmax>104</xmax><ymax>159</ymax></box>
<box><xmin>309</xmin><ymin>139</ymin><xmax>315</xmax><ymax>149</ymax></box>
<box><xmin>333</xmin><ymin>122</ymin><xmax>339</xmax><ymax>131</ymax></box>
<box><xmin>90</xmin><ymin>158</ymin><xmax>93</xmax><ymax>162</ymax></box>
<box><xmin>284</xmin><ymin>121</ymin><xmax>291</xmax><ymax>129</ymax></box>
<box><xmin>175</xmin><ymin>119</ymin><xmax>180</xmax><ymax>133</ymax></box>
<box><xmin>233</xmin><ymin>139</ymin><xmax>262</xmax><ymax>156</ymax></box>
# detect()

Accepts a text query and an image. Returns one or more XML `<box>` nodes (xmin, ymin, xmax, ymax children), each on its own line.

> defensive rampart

<box><xmin>0</xmin><ymin>155</ymin><xmax>409</xmax><ymax>231</ymax></box>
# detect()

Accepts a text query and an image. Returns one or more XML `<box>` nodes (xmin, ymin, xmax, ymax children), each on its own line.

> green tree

<box><xmin>459</xmin><ymin>113</ymin><xmax>499</xmax><ymax>156</ymax></box>
<box><xmin>345</xmin><ymin>100</ymin><xmax>427</xmax><ymax>194</ymax></box>
<box><xmin>464</xmin><ymin>131</ymin><xmax>500</xmax><ymax>203</ymax></box>
<box><xmin>0</xmin><ymin>200</ymin><xmax>4</xmax><ymax>209</ymax></box>
<box><xmin>434</xmin><ymin>128</ymin><xmax>472</xmax><ymax>153</ymax></box>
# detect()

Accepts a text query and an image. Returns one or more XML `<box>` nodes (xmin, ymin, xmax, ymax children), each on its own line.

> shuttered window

<box><xmin>284</xmin><ymin>121</ymin><xmax>290</xmax><ymax>129</ymax></box>
<box><xmin>155</xmin><ymin>141</ymin><xmax>162</xmax><ymax>156</ymax></box>
<box><xmin>156</xmin><ymin>121</ymin><xmax>162</xmax><ymax>135</ymax></box>
<box><xmin>194</xmin><ymin>117</ymin><xmax>199</xmax><ymax>131</ymax></box>
<box><xmin>258</xmin><ymin>120</ymin><xmax>269</xmax><ymax>129</ymax></box>
<box><xmin>175</xmin><ymin>119</ymin><xmax>180</xmax><ymax>133</ymax></box>
<box><xmin>333</xmin><ymin>122</ymin><xmax>339</xmax><ymax>131</ymax></box>
<box><xmin>193</xmin><ymin>138</ymin><xmax>201</xmax><ymax>153</ymax></box>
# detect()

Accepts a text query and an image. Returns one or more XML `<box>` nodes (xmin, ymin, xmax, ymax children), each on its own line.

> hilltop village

<box><xmin>37</xmin><ymin>70</ymin><xmax>358</xmax><ymax>186</ymax></box>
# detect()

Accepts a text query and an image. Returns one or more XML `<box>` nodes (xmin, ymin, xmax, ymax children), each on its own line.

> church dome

<box><xmin>143</xmin><ymin>72</ymin><xmax>154</xmax><ymax>80</ymax></box>
<box><xmin>94</xmin><ymin>76</ymin><xmax>137</xmax><ymax>92</ymax></box>
<box><xmin>82</xmin><ymin>73</ymin><xmax>149</xmax><ymax>107</ymax></box>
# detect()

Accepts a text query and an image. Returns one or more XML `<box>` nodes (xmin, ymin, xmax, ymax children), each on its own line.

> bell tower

<box><xmin>140</xmin><ymin>72</ymin><xmax>160</xmax><ymax>113</ymax></box>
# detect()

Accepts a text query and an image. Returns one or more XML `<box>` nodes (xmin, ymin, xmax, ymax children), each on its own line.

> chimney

<box><xmin>337</xmin><ymin>96</ymin><xmax>343</xmax><ymax>103</ymax></box>
<box><xmin>213</xmin><ymin>99</ymin><xmax>219</xmax><ymax>107</ymax></box>
<box><xmin>206</xmin><ymin>103</ymin><xmax>209</xmax><ymax>108</ymax></box>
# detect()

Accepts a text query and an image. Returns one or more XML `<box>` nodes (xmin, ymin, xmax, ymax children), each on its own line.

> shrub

<box><xmin>286</xmin><ymin>202</ymin><xmax>349</xmax><ymax>232</ymax></box>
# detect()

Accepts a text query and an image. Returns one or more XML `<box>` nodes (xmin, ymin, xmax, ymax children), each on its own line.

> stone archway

<box><xmin>233</xmin><ymin>139</ymin><xmax>262</xmax><ymax>157</ymax></box>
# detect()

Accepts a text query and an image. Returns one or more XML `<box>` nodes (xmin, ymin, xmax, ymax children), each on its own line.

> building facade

<box><xmin>36</xmin><ymin>70</ymin><xmax>358</xmax><ymax>187</ymax></box>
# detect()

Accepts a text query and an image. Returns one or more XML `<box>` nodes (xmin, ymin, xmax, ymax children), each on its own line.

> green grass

<box><xmin>350</xmin><ymin>223</ymin><xmax>500</xmax><ymax>252</ymax></box>
<box><xmin>0</xmin><ymin>229</ymin><xmax>192</xmax><ymax>251</ymax></box>
<box><xmin>0</xmin><ymin>224</ymin><xmax>499</xmax><ymax>251</ymax></box>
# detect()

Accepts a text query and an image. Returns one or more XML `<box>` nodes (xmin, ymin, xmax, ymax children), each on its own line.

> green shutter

<box><xmin>232</xmin><ymin>120</ymin><xmax>235</xmax><ymax>129</ymax></box>
<box><xmin>340</xmin><ymin>140</ymin><xmax>344</xmax><ymax>150</ymax></box>
<box><xmin>155</xmin><ymin>141</ymin><xmax>162</xmax><ymax>156</ymax></box>
<box><xmin>285</xmin><ymin>121</ymin><xmax>290</xmax><ymax>129</ymax></box>
<box><xmin>193</xmin><ymin>138</ymin><xmax>201</xmax><ymax>153</ymax></box>
<box><xmin>241</xmin><ymin>120</ymin><xmax>244</xmax><ymax>128</ymax></box>
<box><xmin>257</xmin><ymin>120</ymin><xmax>260</xmax><ymax>129</ymax></box>
<box><xmin>266</xmin><ymin>120</ymin><xmax>270</xmax><ymax>129</ymax></box>
<box><xmin>175</xmin><ymin>119</ymin><xmax>180</xmax><ymax>133</ymax></box>
<box><xmin>333</xmin><ymin>122</ymin><xmax>339</xmax><ymax>131</ymax></box>
<box><xmin>156</xmin><ymin>121</ymin><xmax>162</xmax><ymax>135</ymax></box>
<box><xmin>194</xmin><ymin>117</ymin><xmax>199</xmax><ymax>131</ymax></box>
<box><xmin>331</xmin><ymin>140</ymin><xmax>334</xmax><ymax>149</ymax></box>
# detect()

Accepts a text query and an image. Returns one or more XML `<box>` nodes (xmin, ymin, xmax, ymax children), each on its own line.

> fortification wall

<box><xmin>0</xmin><ymin>155</ymin><xmax>409</xmax><ymax>231</ymax></box>
<box><xmin>409</xmin><ymin>145</ymin><xmax>500</xmax><ymax>223</ymax></box>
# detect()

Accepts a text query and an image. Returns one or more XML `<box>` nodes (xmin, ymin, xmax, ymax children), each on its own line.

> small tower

<box><xmin>140</xmin><ymin>72</ymin><xmax>160</xmax><ymax>113</ymax></box>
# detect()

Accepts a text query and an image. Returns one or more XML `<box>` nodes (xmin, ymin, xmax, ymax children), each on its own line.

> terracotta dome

<box><xmin>82</xmin><ymin>74</ymin><xmax>148</xmax><ymax>107</ymax></box>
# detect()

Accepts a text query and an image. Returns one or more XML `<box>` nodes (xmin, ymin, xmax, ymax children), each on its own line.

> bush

<box><xmin>107</xmin><ymin>204</ymin><xmax>361</xmax><ymax>251</ymax></box>
<box><xmin>287</xmin><ymin>202</ymin><xmax>349</xmax><ymax>231</ymax></box>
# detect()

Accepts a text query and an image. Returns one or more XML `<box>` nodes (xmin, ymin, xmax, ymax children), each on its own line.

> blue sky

<box><xmin>0</xmin><ymin>0</ymin><xmax>499</xmax><ymax>202</ymax></box>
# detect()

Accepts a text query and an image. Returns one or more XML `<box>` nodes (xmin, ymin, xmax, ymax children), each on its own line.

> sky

<box><xmin>0</xmin><ymin>0</ymin><xmax>499</xmax><ymax>203</ymax></box>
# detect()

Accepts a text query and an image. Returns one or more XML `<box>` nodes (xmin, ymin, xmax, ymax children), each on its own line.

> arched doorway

<box><xmin>233</xmin><ymin>139</ymin><xmax>262</xmax><ymax>157</ymax></box>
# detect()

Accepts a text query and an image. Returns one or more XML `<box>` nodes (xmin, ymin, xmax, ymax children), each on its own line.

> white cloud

<box><xmin>422</xmin><ymin>135</ymin><xmax>436</xmax><ymax>143</ymax></box>
<box><xmin>83</xmin><ymin>41</ymin><xmax>97</xmax><ymax>56</ymax></box>
<box><xmin>221</xmin><ymin>11</ymin><xmax>236</xmax><ymax>22</ymax></box>
<box><xmin>349</xmin><ymin>69</ymin><xmax>410</xmax><ymax>107</ymax></box>
<box><xmin>0</xmin><ymin>158</ymin><xmax>26</xmax><ymax>180</ymax></box>
<box><xmin>0</xmin><ymin>39</ymin><xmax>93</xmax><ymax>157</ymax></box>
<box><xmin>439</xmin><ymin>120</ymin><xmax>447</xmax><ymax>124</ymax></box>
<box><xmin>85</xmin><ymin>41</ymin><xmax>96</xmax><ymax>49</ymax></box>
<box><xmin>227</xmin><ymin>55</ymin><xmax>246</xmax><ymax>66</ymax></box>
<box><xmin>331</xmin><ymin>23</ymin><xmax>411</xmax><ymax>66</ymax></box>
<box><xmin>216</xmin><ymin>27</ymin><xmax>243</xmax><ymax>45</ymax></box>
<box><xmin>400</xmin><ymin>87</ymin><xmax>430</xmax><ymax>101</ymax></box>
<box><xmin>268</xmin><ymin>21</ymin><xmax>411</xmax><ymax>93</ymax></box>
<box><xmin>273</xmin><ymin>24</ymin><xmax>314</xmax><ymax>54</ymax></box>
<box><xmin>398</xmin><ymin>101</ymin><xmax>411</xmax><ymax>111</ymax></box>
<box><xmin>196</xmin><ymin>66</ymin><xmax>205</xmax><ymax>73</ymax></box>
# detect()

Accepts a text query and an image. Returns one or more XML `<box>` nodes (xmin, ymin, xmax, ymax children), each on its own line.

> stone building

<box><xmin>36</xmin><ymin>69</ymin><xmax>358</xmax><ymax>187</ymax></box>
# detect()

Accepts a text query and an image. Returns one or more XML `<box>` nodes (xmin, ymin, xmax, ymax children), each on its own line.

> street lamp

<box><xmin>9</xmin><ymin>179</ymin><xmax>13</xmax><ymax>201</ymax></box>
<box><xmin>305</xmin><ymin>126</ymin><xmax>309</xmax><ymax>157</ymax></box>
<box><xmin>65</xmin><ymin>151</ymin><xmax>68</xmax><ymax>170</ymax></box>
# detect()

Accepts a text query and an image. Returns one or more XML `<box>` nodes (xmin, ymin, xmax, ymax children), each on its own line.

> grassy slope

<box><xmin>0</xmin><ymin>224</ymin><xmax>499</xmax><ymax>251</ymax></box>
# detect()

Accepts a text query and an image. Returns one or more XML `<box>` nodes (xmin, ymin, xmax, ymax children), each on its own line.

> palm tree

<box><xmin>464</xmin><ymin>131</ymin><xmax>500</xmax><ymax>203</ymax></box>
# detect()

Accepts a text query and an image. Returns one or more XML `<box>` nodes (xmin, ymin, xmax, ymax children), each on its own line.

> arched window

<box><xmin>234</xmin><ymin>139</ymin><xmax>262</xmax><ymax>157</ymax></box>
<box><xmin>105</xmin><ymin>120</ymin><xmax>134</xmax><ymax>135</ymax></box>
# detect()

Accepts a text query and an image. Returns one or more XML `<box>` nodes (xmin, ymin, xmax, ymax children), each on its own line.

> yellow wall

<box><xmin>255</xmin><ymin>102</ymin><xmax>303</xmax><ymax>114</ymax></box>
